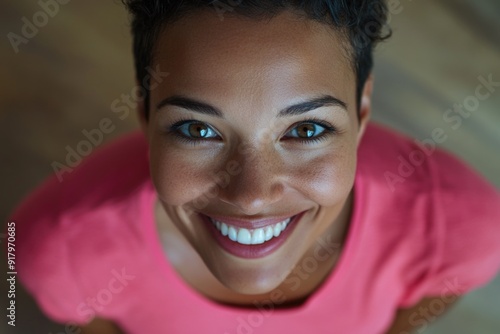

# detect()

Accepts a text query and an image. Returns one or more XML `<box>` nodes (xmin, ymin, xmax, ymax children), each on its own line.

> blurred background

<box><xmin>1</xmin><ymin>0</ymin><xmax>499</xmax><ymax>333</ymax></box>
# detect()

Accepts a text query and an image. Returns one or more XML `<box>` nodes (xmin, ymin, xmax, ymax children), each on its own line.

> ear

<box><xmin>356</xmin><ymin>74</ymin><xmax>373</xmax><ymax>147</ymax></box>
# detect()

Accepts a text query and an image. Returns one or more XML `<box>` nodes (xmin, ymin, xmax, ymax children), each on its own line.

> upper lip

<box><xmin>201</xmin><ymin>212</ymin><xmax>304</xmax><ymax>230</ymax></box>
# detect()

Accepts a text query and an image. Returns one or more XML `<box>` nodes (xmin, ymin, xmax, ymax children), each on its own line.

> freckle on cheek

<box><xmin>156</xmin><ymin>161</ymin><xmax>218</xmax><ymax>207</ymax></box>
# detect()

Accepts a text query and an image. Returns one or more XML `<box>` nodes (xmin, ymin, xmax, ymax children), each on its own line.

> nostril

<box><xmin>213</xmin><ymin>158</ymin><xmax>286</xmax><ymax>206</ymax></box>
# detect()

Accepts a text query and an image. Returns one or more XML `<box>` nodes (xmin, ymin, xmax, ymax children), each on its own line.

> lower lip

<box><xmin>200</xmin><ymin>212</ymin><xmax>305</xmax><ymax>259</ymax></box>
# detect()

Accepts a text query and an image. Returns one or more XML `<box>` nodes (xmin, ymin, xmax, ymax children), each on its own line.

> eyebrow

<box><xmin>156</xmin><ymin>94</ymin><xmax>347</xmax><ymax>118</ymax></box>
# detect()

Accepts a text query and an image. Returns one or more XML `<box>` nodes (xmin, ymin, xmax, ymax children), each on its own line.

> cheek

<box><xmin>149</xmin><ymin>141</ymin><xmax>220</xmax><ymax>206</ymax></box>
<box><xmin>149</xmin><ymin>133</ymin><xmax>358</xmax><ymax>208</ymax></box>
<box><xmin>293</xmin><ymin>144</ymin><xmax>357</xmax><ymax>206</ymax></box>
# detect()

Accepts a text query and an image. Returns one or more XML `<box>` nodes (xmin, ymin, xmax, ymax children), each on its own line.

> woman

<box><xmin>9</xmin><ymin>1</ymin><xmax>500</xmax><ymax>333</ymax></box>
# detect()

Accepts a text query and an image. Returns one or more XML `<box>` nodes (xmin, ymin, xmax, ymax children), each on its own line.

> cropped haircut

<box><xmin>122</xmin><ymin>0</ymin><xmax>391</xmax><ymax>120</ymax></box>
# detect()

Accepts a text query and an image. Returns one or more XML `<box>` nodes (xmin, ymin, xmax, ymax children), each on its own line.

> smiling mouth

<box><xmin>208</xmin><ymin>216</ymin><xmax>292</xmax><ymax>245</ymax></box>
<box><xmin>201</xmin><ymin>212</ymin><xmax>306</xmax><ymax>259</ymax></box>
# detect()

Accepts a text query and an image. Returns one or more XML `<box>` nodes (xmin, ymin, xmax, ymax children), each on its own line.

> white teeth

<box><xmin>237</xmin><ymin>228</ymin><xmax>252</xmax><ymax>245</ymax></box>
<box><xmin>221</xmin><ymin>223</ymin><xmax>229</xmax><ymax>236</ymax></box>
<box><xmin>264</xmin><ymin>226</ymin><xmax>274</xmax><ymax>241</ymax></box>
<box><xmin>228</xmin><ymin>226</ymin><xmax>238</xmax><ymax>241</ymax></box>
<box><xmin>210</xmin><ymin>217</ymin><xmax>292</xmax><ymax>245</ymax></box>
<box><xmin>251</xmin><ymin>228</ymin><xmax>265</xmax><ymax>245</ymax></box>
<box><xmin>273</xmin><ymin>224</ymin><xmax>282</xmax><ymax>237</ymax></box>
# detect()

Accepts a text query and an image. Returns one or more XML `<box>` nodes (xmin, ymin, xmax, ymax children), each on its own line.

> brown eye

<box><xmin>283</xmin><ymin>119</ymin><xmax>337</xmax><ymax>145</ymax></box>
<box><xmin>296</xmin><ymin>123</ymin><xmax>316</xmax><ymax>138</ymax></box>
<box><xmin>171</xmin><ymin>120</ymin><xmax>219</xmax><ymax>142</ymax></box>
<box><xmin>188</xmin><ymin>123</ymin><xmax>210</xmax><ymax>138</ymax></box>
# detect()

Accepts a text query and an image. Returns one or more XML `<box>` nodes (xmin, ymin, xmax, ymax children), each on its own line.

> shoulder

<box><xmin>358</xmin><ymin>122</ymin><xmax>500</xmax><ymax>210</ymax></box>
<box><xmin>430</xmin><ymin>147</ymin><xmax>500</xmax><ymax>292</ymax></box>
<box><xmin>358</xmin><ymin>122</ymin><xmax>439</xmax><ymax>193</ymax></box>
<box><xmin>52</xmin><ymin>130</ymin><xmax>150</xmax><ymax>208</ymax></box>
<box><xmin>9</xmin><ymin>130</ymin><xmax>150</xmax><ymax>224</ymax></box>
<box><xmin>358</xmin><ymin>120</ymin><xmax>500</xmax><ymax>243</ymax></box>
<box><xmin>6</xmin><ymin>130</ymin><xmax>151</xmax><ymax>324</ymax></box>
<box><xmin>360</xmin><ymin>123</ymin><xmax>500</xmax><ymax>306</ymax></box>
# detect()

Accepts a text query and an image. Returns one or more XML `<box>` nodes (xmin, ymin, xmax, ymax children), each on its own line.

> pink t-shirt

<box><xmin>8</xmin><ymin>122</ymin><xmax>500</xmax><ymax>333</ymax></box>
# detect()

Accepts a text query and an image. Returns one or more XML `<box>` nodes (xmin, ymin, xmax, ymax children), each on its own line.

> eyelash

<box><xmin>168</xmin><ymin>118</ymin><xmax>215</xmax><ymax>146</ymax></box>
<box><xmin>286</xmin><ymin>117</ymin><xmax>338</xmax><ymax>145</ymax></box>
<box><xmin>167</xmin><ymin>117</ymin><xmax>338</xmax><ymax>146</ymax></box>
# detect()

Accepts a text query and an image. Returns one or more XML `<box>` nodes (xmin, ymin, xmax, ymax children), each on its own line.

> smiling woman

<box><xmin>6</xmin><ymin>1</ymin><xmax>500</xmax><ymax>334</ymax></box>
<box><xmin>145</xmin><ymin>9</ymin><xmax>364</xmax><ymax>300</ymax></box>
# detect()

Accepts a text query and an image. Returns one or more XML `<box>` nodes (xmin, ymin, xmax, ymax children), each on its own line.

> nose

<box><xmin>217</xmin><ymin>145</ymin><xmax>286</xmax><ymax>216</ymax></box>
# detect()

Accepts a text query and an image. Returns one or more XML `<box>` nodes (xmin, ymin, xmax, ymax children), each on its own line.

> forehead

<box><xmin>151</xmin><ymin>9</ymin><xmax>356</xmax><ymax>110</ymax></box>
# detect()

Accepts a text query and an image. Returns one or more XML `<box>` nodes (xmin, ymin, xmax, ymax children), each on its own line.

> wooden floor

<box><xmin>1</xmin><ymin>1</ymin><xmax>499</xmax><ymax>333</ymax></box>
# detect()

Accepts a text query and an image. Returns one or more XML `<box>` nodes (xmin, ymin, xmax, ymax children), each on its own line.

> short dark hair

<box><xmin>122</xmin><ymin>0</ymin><xmax>391</xmax><ymax>119</ymax></box>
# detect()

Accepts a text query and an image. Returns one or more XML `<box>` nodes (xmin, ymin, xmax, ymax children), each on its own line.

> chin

<box><xmin>204</xmin><ymin>251</ymin><xmax>296</xmax><ymax>296</ymax></box>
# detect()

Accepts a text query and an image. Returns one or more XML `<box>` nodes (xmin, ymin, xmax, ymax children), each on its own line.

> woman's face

<box><xmin>143</xmin><ymin>9</ymin><xmax>371</xmax><ymax>295</ymax></box>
